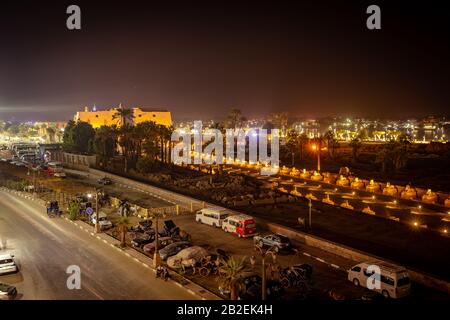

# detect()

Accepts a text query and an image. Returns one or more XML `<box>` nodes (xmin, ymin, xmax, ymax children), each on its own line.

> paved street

<box><xmin>0</xmin><ymin>190</ymin><xmax>197</xmax><ymax>300</ymax></box>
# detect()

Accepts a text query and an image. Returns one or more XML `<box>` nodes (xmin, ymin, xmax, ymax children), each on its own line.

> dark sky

<box><xmin>0</xmin><ymin>0</ymin><xmax>449</xmax><ymax>122</ymax></box>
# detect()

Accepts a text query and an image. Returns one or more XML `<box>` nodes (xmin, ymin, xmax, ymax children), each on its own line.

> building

<box><xmin>74</xmin><ymin>105</ymin><xmax>172</xmax><ymax>128</ymax></box>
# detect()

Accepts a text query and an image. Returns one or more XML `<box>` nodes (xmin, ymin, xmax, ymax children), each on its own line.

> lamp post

<box><xmin>308</xmin><ymin>198</ymin><xmax>312</xmax><ymax>229</ymax></box>
<box><xmin>255</xmin><ymin>245</ymin><xmax>277</xmax><ymax>301</ymax></box>
<box><xmin>153</xmin><ymin>213</ymin><xmax>161</xmax><ymax>268</ymax></box>
<box><xmin>88</xmin><ymin>189</ymin><xmax>101</xmax><ymax>233</ymax></box>
<box><xmin>311</xmin><ymin>140</ymin><xmax>321</xmax><ymax>172</ymax></box>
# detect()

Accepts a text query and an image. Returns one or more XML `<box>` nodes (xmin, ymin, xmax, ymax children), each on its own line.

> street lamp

<box><xmin>153</xmin><ymin>213</ymin><xmax>162</xmax><ymax>268</ymax></box>
<box><xmin>308</xmin><ymin>198</ymin><xmax>312</xmax><ymax>229</ymax></box>
<box><xmin>311</xmin><ymin>141</ymin><xmax>321</xmax><ymax>172</ymax></box>
<box><xmin>254</xmin><ymin>245</ymin><xmax>277</xmax><ymax>301</ymax></box>
<box><xmin>87</xmin><ymin>190</ymin><xmax>101</xmax><ymax>233</ymax></box>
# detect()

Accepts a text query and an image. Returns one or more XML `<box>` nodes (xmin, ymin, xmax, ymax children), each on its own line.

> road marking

<box><xmin>315</xmin><ymin>257</ymin><xmax>325</xmax><ymax>263</ymax></box>
<box><xmin>330</xmin><ymin>264</ymin><xmax>340</xmax><ymax>269</ymax></box>
<box><xmin>303</xmin><ymin>252</ymin><xmax>311</xmax><ymax>257</ymax></box>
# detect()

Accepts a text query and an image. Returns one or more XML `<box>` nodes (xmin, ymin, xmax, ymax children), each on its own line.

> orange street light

<box><xmin>311</xmin><ymin>142</ymin><xmax>321</xmax><ymax>171</ymax></box>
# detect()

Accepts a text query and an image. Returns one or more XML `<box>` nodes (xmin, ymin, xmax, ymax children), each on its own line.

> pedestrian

<box><xmin>270</xmin><ymin>264</ymin><xmax>279</xmax><ymax>280</ymax></box>
<box><xmin>162</xmin><ymin>266</ymin><xmax>169</xmax><ymax>281</ymax></box>
<box><xmin>272</xmin><ymin>252</ymin><xmax>277</xmax><ymax>265</ymax></box>
<box><xmin>250</xmin><ymin>255</ymin><xmax>256</xmax><ymax>270</ymax></box>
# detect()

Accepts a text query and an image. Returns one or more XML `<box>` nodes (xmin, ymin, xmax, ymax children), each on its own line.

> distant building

<box><xmin>73</xmin><ymin>105</ymin><xmax>172</xmax><ymax>128</ymax></box>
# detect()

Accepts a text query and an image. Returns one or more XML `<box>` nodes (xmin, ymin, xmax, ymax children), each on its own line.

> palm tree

<box><xmin>118</xmin><ymin>124</ymin><xmax>134</xmax><ymax>172</ymax></box>
<box><xmin>93</xmin><ymin>126</ymin><xmax>117</xmax><ymax>168</ymax></box>
<box><xmin>46</xmin><ymin>127</ymin><xmax>56</xmax><ymax>143</ymax></box>
<box><xmin>375</xmin><ymin>147</ymin><xmax>391</xmax><ymax>173</ymax></box>
<box><xmin>324</xmin><ymin>130</ymin><xmax>337</xmax><ymax>159</ymax></box>
<box><xmin>115</xmin><ymin>216</ymin><xmax>130</xmax><ymax>248</ymax></box>
<box><xmin>218</xmin><ymin>256</ymin><xmax>248</xmax><ymax>300</ymax></box>
<box><xmin>298</xmin><ymin>133</ymin><xmax>309</xmax><ymax>161</ymax></box>
<box><xmin>271</xmin><ymin>112</ymin><xmax>289</xmax><ymax>135</ymax></box>
<box><xmin>112</xmin><ymin>104</ymin><xmax>134</xmax><ymax>127</ymax></box>
<box><xmin>350</xmin><ymin>138</ymin><xmax>362</xmax><ymax>163</ymax></box>
<box><xmin>226</xmin><ymin>108</ymin><xmax>246</xmax><ymax>128</ymax></box>
<box><xmin>391</xmin><ymin>143</ymin><xmax>408</xmax><ymax>171</ymax></box>
<box><xmin>285</xmin><ymin>129</ymin><xmax>299</xmax><ymax>166</ymax></box>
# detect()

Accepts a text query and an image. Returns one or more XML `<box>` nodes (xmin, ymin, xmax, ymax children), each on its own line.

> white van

<box><xmin>196</xmin><ymin>208</ymin><xmax>230</xmax><ymax>227</ymax></box>
<box><xmin>347</xmin><ymin>261</ymin><xmax>411</xmax><ymax>299</ymax></box>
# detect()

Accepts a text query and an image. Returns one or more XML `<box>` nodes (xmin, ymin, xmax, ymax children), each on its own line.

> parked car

<box><xmin>0</xmin><ymin>254</ymin><xmax>18</xmax><ymax>275</ymax></box>
<box><xmin>195</xmin><ymin>207</ymin><xmax>231</xmax><ymax>227</ymax></box>
<box><xmin>254</xmin><ymin>234</ymin><xmax>291</xmax><ymax>252</ymax></box>
<box><xmin>159</xmin><ymin>241</ymin><xmax>191</xmax><ymax>261</ymax></box>
<box><xmin>130</xmin><ymin>219</ymin><xmax>153</xmax><ymax>232</ymax></box>
<box><xmin>90</xmin><ymin>212</ymin><xmax>113</xmax><ymax>230</ymax></box>
<box><xmin>0</xmin><ymin>283</ymin><xmax>17</xmax><ymax>300</ymax></box>
<box><xmin>98</xmin><ymin>177</ymin><xmax>112</xmax><ymax>185</ymax></box>
<box><xmin>222</xmin><ymin>214</ymin><xmax>257</xmax><ymax>238</ymax></box>
<box><xmin>131</xmin><ymin>232</ymin><xmax>155</xmax><ymax>248</ymax></box>
<box><xmin>159</xmin><ymin>220</ymin><xmax>180</xmax><ymax>237</ymax></box>
<box><xmin>167</xmin><ymin>246</ymin><xmax>209</xmax><ymax>269</ymax></box>
<box><xmin>143</xmin><ymin>237</ymin><xmax>174</xmax><ymax>255</ymax></box>
<box><xmin>347</xmin><ymin>261</ymin><xmax>411</xmax><ymax>299</ymax></box>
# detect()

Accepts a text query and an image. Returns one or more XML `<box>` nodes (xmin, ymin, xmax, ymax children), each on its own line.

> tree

<box><xmin>112</xmin><ymin>105</ymin><xmax>134</xmax><ymax>127</ymax></box>
<box><xmin>271</xmin><ymin>112</ymin><xmax>289</xmax><ymax>134</ymax></box>
<box><xmin>136</xmin><ymin>157</ymin><xmax>155</xmax><ymax>173</ymax></box>
<box><xmin>117</xmin><ymin>124</ymin><xmax>134</xmax><ymax>172</ymax></box>
<box><xmin>115</xmin><ymin>216</ymin><xmax>130</xmax><ymax>248</ymax></box>
<box><xmin>46</xmin><ymin>127</ymin><xmax>56</xmax><ymax>143</ymax></box>
<box><xmin>298</xmin><ymin>133</ymin><xmax>309</xmax><ymax>161</ymax></box>
<box><xmin>375</xmin><ymin>147</ymin><xmax>392</xmax><ymax>173</ymax></box>
<box><xmin>375</xmin><ymin>141</ymin><xmax>409</xmax><ymax>173</ymax></box>
<box><xmin>73</xmin><ymin>122</ymin><xmax>96</xmax><ymax>154</ymax></box>
<box><xmin>226</xmin><ymin>108</ymin><xmax>246</xmax><ymax>128</ymax></box>
<box><xmin>93</xmin><ymin>126</ymin><xmax>117</xmax><ymax>168</ymax></box>
<box><xmin>218</xmin><ymin>256</ymin><xmax>248</xmax><ymax>300</ymax></box>
<box><xmin>285</xmin><ymin>130</ymin><xmax>299</xmax><ymax>166</ymax></box>
<box><xmin>62</xmin><ymin>120</ymin><xmax>77</xmax><ymax>152</ymax></box>
<box><xmin>324</xmin><ymin>130</ymin><xmax>337</xmax><ymax>159</ymax></box>
<box><xmin>349</xmin><ymin>138</ymin><xmax>362</xmax><ymax>163</ymax></box>
<box><xmin>68</xmin><ymin>201</ymin><xmax>80</xmax><ymax>221</ymax></box>
<box><xmin>7</xmin><ymin>124</ymin><xmax>19</xmax><ymax>136</ymax></box>
<box><xmin>357</xmin><ymin>128</ymin><xmax>369</xmax><ymax>141</ymax></box>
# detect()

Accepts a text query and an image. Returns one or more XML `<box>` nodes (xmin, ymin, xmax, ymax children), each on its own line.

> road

<box><xmin>0</xmin><ymin>189</ymin><xmax>197</xmax><ymax>300</ymax></box>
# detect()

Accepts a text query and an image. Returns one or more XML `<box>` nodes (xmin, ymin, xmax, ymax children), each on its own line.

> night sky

<box><xmin>0</xmin><ymin>1</ymin><xmax>449</xmax><ymax>122</ymax></box>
